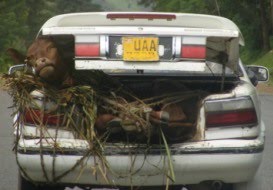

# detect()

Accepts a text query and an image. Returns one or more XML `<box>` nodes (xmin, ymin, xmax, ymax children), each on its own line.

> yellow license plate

<box><xmin>122</xmin><ymin>37</ymin><xmax>159</xmax><ymax>61</ymax></box>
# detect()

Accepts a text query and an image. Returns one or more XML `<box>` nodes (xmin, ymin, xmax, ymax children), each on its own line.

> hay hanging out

<box><xmin>1</xmin><ymin>69</ymin><xmax>206</xmax><ymax>186</ymax></box>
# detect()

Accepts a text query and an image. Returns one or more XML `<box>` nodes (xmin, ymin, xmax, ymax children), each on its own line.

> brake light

<box><xmin>24</xmin><ymin>109</ymin><xmax>63</xmax><ymax>126</ymax></box>
<box><xmin>107</xmin><ymin>13</ymin><xmax>176</xmax><ymax>20</ymax></box>
<box><xmin>75</xmin><ymin>35</ymin><xmax>100</xmax><ymax>57</ymax></box>
<box><xmin>181</xmin><ymin>46</ymin><xmax>206</xmax><ymax>59</ymax></box>
<box><xmin>206</xmin><ymin>110</ymin><xmax>257</xmax><ymax>127</ymax></box>
<box><xmin>205</xmin><ymin>97</ymin><xmax>258</xmax><ymax>128</ymax></box>
<box><xmin>180</xmin><ymin>37</ymin><xmax>207</xmax><ymax>60</ymax></box>
<box><xmin>75</xmin><ymin>44</ymin><xmax>100</xmax><ymax>57</ymax></box>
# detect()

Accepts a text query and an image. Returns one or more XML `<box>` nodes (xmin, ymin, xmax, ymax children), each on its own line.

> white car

<box><xmin>10</xmin><ymin>12</ymin><xmax>269</xmax><ymax>190</ymax></box>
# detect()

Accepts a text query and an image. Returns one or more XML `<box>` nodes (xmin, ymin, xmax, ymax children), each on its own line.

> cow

<box><xmin>7</xmin><ymin>36</ymin><xmax>73</xmax><ymax>86</ymax></box>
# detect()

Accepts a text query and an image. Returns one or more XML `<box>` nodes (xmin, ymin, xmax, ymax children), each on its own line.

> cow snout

<box><xmin>35</xmin><ymin>57</ymin><xmax>55</xmax><ymax>73</ymax></box>
<box><xmin>34</xmin><ymin>57</ymin><xmax>57</xmax><ymax>82</ymax></box>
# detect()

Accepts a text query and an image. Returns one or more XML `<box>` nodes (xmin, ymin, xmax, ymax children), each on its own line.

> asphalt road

<box><xmin>0</xmin><ymin>90</ymin><xmax>18</xmax><ymax>190</ymax></box>
<box><xmin>0</xmin><ymin>90</ymin><xmax>273</xmax><ymax>190</ymax></box>
<box><xmin>247</xmin><ymin>94</ymin><xmax>273</xmax><ymax>190</ymax></box>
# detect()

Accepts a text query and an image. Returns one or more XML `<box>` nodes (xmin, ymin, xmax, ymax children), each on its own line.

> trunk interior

<box><xmin>99</xmin><ymin>76</ymin><xmax>239</xmax><ymax>144</ymax></box>
<box><xmin>49</xmin><ymin>35</ymin><xmax>240</xmax><ymax>144</ymax></box>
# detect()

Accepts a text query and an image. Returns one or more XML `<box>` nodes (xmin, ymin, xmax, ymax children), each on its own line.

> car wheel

<box><xmin>18</xmin><ymin>175</ymin><xmax>64</xmax><ymax>190</ymax></box>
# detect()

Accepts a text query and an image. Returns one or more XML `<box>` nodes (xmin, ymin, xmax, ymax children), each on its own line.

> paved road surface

<box><xmin>0</xmin><ymin>90</ymin><xmax>273</xmax><ymax>190</ymax></box>
<box><xmin>248</xmin><ymin>94</ymin><xmax>273</xmax><ymax>190</ymax></box>
<box><xmin>0</xmin><ymin>90</ymin><xmax>18</xmax><ymax>190</ymax></box>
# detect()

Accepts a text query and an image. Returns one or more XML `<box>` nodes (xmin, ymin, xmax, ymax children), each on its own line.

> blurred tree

<box><xmin>217</xmin><ymin>1</ymin><xmax>261</xmax><ymax>50</ymax></box>
<box><xmin>0</xmin><ymin>0</ymin><xmax>28</xmax><ymax>52</ymax></box>
<box><xmin>271</xmin><ymin>0</ymin><xmax>273</xmax><ymax>32</ymax></box>
<box><xmin>25</xmin><ymin>0</ymin><xmax>101</xmax><ymax>45</ymax></box>
<box><xmin>56</xmin><ymin>0</ymin><xmax>101</xmax><ymax>14</ymax></box>
<box><xmin>139</xmin><ymin>0</ymin><xmax>271</xmax><ymax>52</ymax></box>
<box><xmin>25</xmin><ymin>0</ymin><xmax>56</xmax><ymax>45</ymax></box>
<box><xmin>0</xmin><ymin>0</ymin><xmax>102</xmax><ymax>71</ymax></box>
<box><xmin>0</xmin><ymin>0</ymin><xmax>29</xmax><ymax>71</ymax></box>
<box><xmin>1</xmin><ymin>0</ymin><xmax>272</xmax><ymax>72</ymax></box>
<box><xmin>258</xmin><ymin>0</ymin><xmax>270</xmax><ymax>51</ymax></box>
<box><xmin>139</xmin><ymin>0</ymin><xmax>216</xmax><ymax>14</ymax></box>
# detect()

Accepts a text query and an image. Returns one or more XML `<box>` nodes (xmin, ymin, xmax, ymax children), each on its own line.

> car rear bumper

<box><xmin>18</xmin><ymin>150</ymin><xmax>263</xmax><ymax>186</ymax></box>
<box><xmin>17</xmin><ymin>125</ymin><xmax>264</xmax><ymax>187</ymax></box>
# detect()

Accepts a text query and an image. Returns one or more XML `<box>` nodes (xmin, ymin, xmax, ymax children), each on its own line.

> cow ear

<box><xmin>6</xmin><ymin>48</ymin><xmax>26</xmax><ymax>65</ymax></box>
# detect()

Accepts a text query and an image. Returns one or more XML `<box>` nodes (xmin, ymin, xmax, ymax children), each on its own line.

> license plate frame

<box><xmin>122</xmin><ymin>37</ymin><xmax>159</xmax><ymax>61</ymax></box>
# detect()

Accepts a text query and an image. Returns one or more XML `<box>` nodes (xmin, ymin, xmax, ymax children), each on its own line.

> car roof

<box><xmin>41</xmin><ymin>12</ymin><xmax>244</xmax><ymax>45</ymax></box>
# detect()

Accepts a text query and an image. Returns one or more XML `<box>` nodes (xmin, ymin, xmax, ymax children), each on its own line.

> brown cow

<box><xmin>7</xmin><ymin>36</ymin><xmax>73</xmax><ymax>86</ymax></box>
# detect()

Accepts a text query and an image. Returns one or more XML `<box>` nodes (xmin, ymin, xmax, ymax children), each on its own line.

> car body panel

<box><xmin>40</xmin><ymin>12</ymin><xmax>244</xmax><ymax>45</ymax></box>
<box><xmin>16</xmin><ymin>77</ymin><xmax>264</xmax><ymax>185</ymax></box>
<box><xmin>40</xmin><ymin>13</ymin><xmax>242</xmax><ymax>72</ymax></box>
<box><xmin>17</xmin><ymin>123</ymin><xmax>264</xmax><ymax>185</ymax></box>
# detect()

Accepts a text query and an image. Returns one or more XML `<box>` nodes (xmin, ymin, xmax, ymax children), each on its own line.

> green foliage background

<box><xmin>1</xmin><ymin>0</ymin><xmax>273</xmax><ymax>74</ymax></box>
<box><xmin>0</xmin><ymin>0</ymin><xmax>102</xmax><ymax>72</ymax></box>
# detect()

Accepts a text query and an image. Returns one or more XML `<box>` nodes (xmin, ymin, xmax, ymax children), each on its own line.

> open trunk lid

<box><xmin>40</xmin><ymin>12</ymin><xmax>243</xmax><ymax>74</ymax></box>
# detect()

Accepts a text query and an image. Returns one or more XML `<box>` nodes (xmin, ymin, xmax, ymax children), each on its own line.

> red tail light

<box><xmin>181</xmin><ymin>46</ymin><xmax>206</xmax><ymax>59</ymax></box>
<box><xmin>206</xmin><ymin>110</ymin><xmax>257</xmax><ymax>128</ymax></box>
<box><xmin>107</xmin><ymin>13</ymin><xmax>176</xmax><ymax>20</ymax></box>
<box><xmin>75</xmin><ymin>44</ymin><xmax>100</xmax><ymax>57</ymax></box>
<box><xmin>24</xmin><ymin>109</ymin><xmax>63</xmax><ymax>126</ymax></box>
<box><xmin>205</xmin><ymin>97</ymin><xmax>258</xmax><ymax>128</ymax></box>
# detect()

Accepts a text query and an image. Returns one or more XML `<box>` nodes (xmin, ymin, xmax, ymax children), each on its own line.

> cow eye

<box><xmin>47</xmin><ymin>44</ymin><xmax>56</xmax><ymax>52</ymax></box>
<box><xmin>25</xmin><ymin>55</ymin><xmax>36</xmax><ymax>66</ymax></box>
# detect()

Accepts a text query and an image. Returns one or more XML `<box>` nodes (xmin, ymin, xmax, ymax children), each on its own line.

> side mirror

<box><xmin>245</xmin><ymin>65</ymin><xmax>269</xmax><ymax>83</ymax></box>
<box><xmin>8</xmin><ymin>64</ymin><xmax>35</xmax><ymax>75</ymax></box>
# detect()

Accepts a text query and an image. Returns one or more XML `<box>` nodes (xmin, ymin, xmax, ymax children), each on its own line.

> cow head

<box><xmin>7</xmin><ymin>37</ymin><xmax>71</xmax><ymax>85</ymax></box>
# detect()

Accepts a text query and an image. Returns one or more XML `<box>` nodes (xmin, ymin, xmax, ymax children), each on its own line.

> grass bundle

<box><xmin>1</xmin><ymin>69</ymin><xmax>206</xmax><ymax>187</ymax></box>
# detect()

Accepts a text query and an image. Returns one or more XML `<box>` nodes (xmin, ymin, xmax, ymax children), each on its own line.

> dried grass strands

<box><xmin>1</xmin><ymin>70</ymin><xmax>203</xmax><ymax>187</ymax></box>
<box><xmin>1</xmin><ymin>72</ymin><xmax>105</xmax><ymax>182</ymax></box>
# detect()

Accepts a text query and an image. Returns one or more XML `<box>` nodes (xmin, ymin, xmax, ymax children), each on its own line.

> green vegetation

<box><xmin>0</xmin><ymin>0</ymin><xmax>102</xmax><ymax>72</ymax></box>
<box><xmin>253</xmin><ymin>52</ymin><xmax>273</xmax><ymax>84</ymax></box>
<box><xmin>93</xmin><ymin>0</ymin><xmax>151</xmax><ymax>11</ymax></box>
<box><xmin>253</xmin><ymin>52</ymin><xmax>273</xmax><ymax>69</ymax></box>
<box><xmin>139</xmin><ymin>0</ymin><xmax>273</xmax><ymax>84</ymax></box>
<box><xmin>1</xmin><ymin>0</ymin><xmax>273</xmax><ymax>84</ymax></box>
<box><xmin>245</xmin><ymin>37</ymin><xmax>273</xmax><ymax>84</ymax></box>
